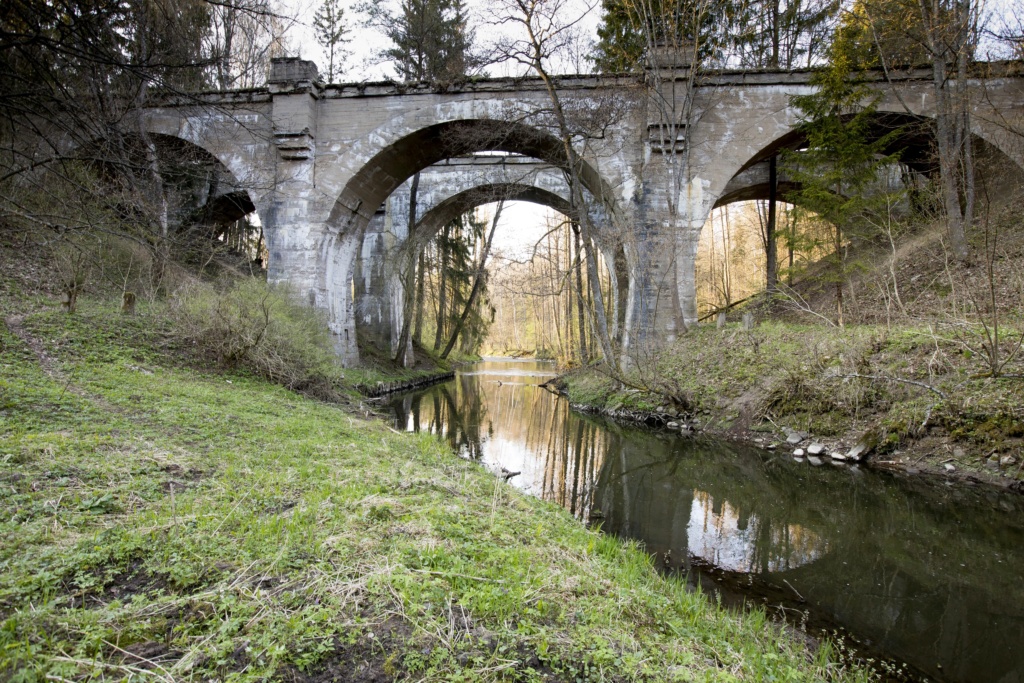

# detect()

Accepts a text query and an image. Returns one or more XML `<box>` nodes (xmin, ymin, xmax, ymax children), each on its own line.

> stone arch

<box><xmin>130</xmin><ymin>108</ymin><xmax>276</xmax><ymax>227</ymax></box>
<box><xmin>324</xmin><ymin>117</ymin><xmax>616</xmax><ymax>233</ymax></box>
<box><xmin>319</xmin><ymin>113</ymin><xmax>622</xmax><ymax>364</ymax></box>
<box><xmin>675</xmin><ymin>105</ymin><xmax>1024</xmax><ymax>323</ymax></box>
<box><xmin>415</xmin><ymin>184</ymin><xmax>574</xmax><ymax>244</ymax></box>
<box><xmin>81</xmin><ymin>130</ymin><xmax>261</xmax><ymax>238</ymax></box>
<box><xmin>710</xmin><ymin>107</ymin><xmax>1024</xmax><ymax>228</ymax></box>
<box><xmin>727</xmin><ymin>110</ymin><xmax>1023</xmax><ymax>183</ymax></box>
<box><xmin>699</xmin><ymin>100</ymin><xmax>1024</xmax><ymax>232</ymax></box>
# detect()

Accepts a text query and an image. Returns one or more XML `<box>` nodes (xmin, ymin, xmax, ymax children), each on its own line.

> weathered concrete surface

<box><xmin>138</xmin><ymin>58</ymin><xmax>1024</xmax><ymax>364</ymax></box>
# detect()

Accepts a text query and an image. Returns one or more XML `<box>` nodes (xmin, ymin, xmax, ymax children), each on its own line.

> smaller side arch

<box><xmin>131</xmin><ymin>107</ymin><xmax>277</xmax><ymax>228</ymax></box>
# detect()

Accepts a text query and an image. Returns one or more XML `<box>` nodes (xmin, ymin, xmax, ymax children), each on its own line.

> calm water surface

<box><xmin>386</xmin><ymin>358</ymin><xmax>1024</xmax><ymax>683</ymax></box>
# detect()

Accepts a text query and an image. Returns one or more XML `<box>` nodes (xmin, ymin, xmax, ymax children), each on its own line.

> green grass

<box><xmin>0</xmin><ymin>299</ymin><xmax>877</xmax><ymax>681</ymax></box>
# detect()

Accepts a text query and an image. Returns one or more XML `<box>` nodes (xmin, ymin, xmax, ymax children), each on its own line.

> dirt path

<box><xmin>5</xmin><ymin>313</ymin><xmax>65</xmax><ymax>379</ymax></box>
<box><xmin>4</xmin><ymin>312</ymin><xmax>123</xmax><ymax>414</ymax></box>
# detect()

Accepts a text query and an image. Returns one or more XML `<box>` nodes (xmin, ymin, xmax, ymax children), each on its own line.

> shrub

<box><xmin>171</xmin><ymin>278</ymin><xmax>341</xmax><ymax>394</ymax></box>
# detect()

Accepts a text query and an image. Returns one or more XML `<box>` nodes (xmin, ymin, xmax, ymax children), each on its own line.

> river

<box><xmin>385</xmin><ymin>358</ymin><xmax>1024</xmax><ymax>683</ymax></box>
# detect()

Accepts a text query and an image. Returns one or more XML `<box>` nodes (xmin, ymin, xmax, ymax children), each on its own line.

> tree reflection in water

<box><xmin>389</xmin><ymin>359</ymin><xmax>608</xmax><ymax>517</ymax></box>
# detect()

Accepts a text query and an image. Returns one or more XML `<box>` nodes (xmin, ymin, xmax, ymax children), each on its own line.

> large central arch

<box><xmin>319</xmin><ymin>115</ymin><xmax>622</xmax><ymax>364</ymax></box>
<box><xmin>325</xmin><ymin>118</ymin><xmax>616</xmax><ymax>231</ymax></box>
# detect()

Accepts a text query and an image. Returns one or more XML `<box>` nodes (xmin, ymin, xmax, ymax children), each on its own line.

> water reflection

<box><xmin>688</xmin><ymin>492</ymin><xmax>827</xmax><ymax>573</ymax></box>
<box><xmin>388</xmin><ymin>359</ymin><xmax>1024</xmax><ymax>683</ymax></box>
<box><xmin>388</xmin><ymin>358</ymin><xmax>607</xmax><ymax>517</ymax></box>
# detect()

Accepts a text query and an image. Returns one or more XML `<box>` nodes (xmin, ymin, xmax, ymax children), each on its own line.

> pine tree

<box><xmin>591</xmin><ymin>0</ymin><xmax>733</xmax><ymax>72</ymax></box>
<box><xmin>830</xmin><ymin>0</ymin><xmax>929</xmax><ymax>69</ymax></box>
<box><xmin>785</xmin><ymin>52</ymin><xmax>904</xmax><ymax>325</ymax></box>
<box><xmin>362</xmin><ymin>0</ymin><xmax>472</xmax><ymax>82</ymax></box>
<box><xmin>730</xmin><ymin>0</ymin><xmax>838</xmax><ymax>70</ymax></box>
<box><xmin>314</xmin><ymin>0</ymin><xmax>350</xmax><ymax>82</ymax></box>
<box><xmin>592</xmin><ymin>0</ymin><xmax>648</xmax><ymax>72</ymax></box>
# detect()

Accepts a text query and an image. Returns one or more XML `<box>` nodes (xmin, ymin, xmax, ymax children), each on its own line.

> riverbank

<box><xmin>0</xmin><ymin>296</ymin><xmax>876</xmax><ymax>681</ymax></box>
<box><xmin>555</xmin><ymin>321</ymin><xmax>1024</xmax><ymax>489</ymax></box>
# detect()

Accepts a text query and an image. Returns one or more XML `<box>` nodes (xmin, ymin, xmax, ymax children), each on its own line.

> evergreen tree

<box><xmin>785</xmin><ymin>51</ymin><xmax>904</xmax><ymax>325</ymax></box>
<box><xmin>730</xmin><ymin>0</ymin><xmax>837</xmax><ymax>69</ymax></box>
<box><xmin>591</xmin><ymin>0</ymin><xmax>732</xmax><ymax>72</ymax></box>
<box><xmin>592</xmin><ymin>0</ymin><xmax>647</xmax><ymax>72</ymax></box>
<box><xmin>314</xmin><ymin>0</ymin><xmax>350</xmax><ymax>82</ymax></box>
<box><xmin>362</xmin><ymin>0</ymin><xmax>472</xmax><ymax>82</ymax></box>
<box><xmin>829</xmin><ymin>0</ymin><xmax>929</xmax><ymax>69</ymax></box>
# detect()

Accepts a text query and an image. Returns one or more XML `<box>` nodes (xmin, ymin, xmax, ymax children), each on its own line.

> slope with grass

<box><xmin>0</xmin><ymin>293</ymin><xmax>876</xmax><ymax>681</ymax></box>
<box><xmin>560</xmin><ymin>200</ymin><xmax>1024</xmax><ymax>486</ymax></box>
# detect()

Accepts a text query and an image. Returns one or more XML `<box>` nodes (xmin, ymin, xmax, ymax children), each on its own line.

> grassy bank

<box><xmin>560</xmin><ymin>320</ymin><xmax>1024</xmax><ymax>484</ymax></box>
<box><xmin>0</xmin><ymin>299</ymin><xmax>873</xmax><ymax>682</ymax></box>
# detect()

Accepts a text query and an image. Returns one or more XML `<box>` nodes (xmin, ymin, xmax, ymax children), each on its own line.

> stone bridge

<box><xmin>134</xmin><ymin>57</ymin><xmax>1024</xmax><ymax>363</ymax></box>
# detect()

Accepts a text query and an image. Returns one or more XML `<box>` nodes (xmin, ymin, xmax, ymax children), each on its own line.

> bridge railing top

<box><xmin>145</xmin><ymin>60</ymin><xmax>1023</xmax><ymax>107</ymax></box>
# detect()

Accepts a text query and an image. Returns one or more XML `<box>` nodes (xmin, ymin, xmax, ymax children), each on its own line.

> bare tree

<box><xmin>490</xmin><ymin>0</ymin><xmax>620</xmax><ymax>370</ymax></box>
<box><xmin>205</xmin><ymin>0</ymin><xmax>295</xmax><ymax>90</ymax></box>
<box><xmin>918</xmin><ymin>0</ymin><xmax>979</xmax><ymax>263</ymax></box>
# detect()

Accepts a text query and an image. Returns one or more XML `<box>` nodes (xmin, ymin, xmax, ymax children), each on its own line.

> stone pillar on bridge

<box><xmin>612</xmin><ymin>47</ymin><xmax>716</xmax><ymax>357</ymax></box>
<box><xmin>265</xmin><ymin>57</ymin><xmax>359</xmax><ymax>365</ymax></box>
<box><xmin>354</xmin><ymin>195</ymin><xmax>412</xmax><ymax>364</ymax></box>
<box><xmin>625</xmin><ymin>124</ymin><xmax>715</xmax><ymax>354</ymax></box>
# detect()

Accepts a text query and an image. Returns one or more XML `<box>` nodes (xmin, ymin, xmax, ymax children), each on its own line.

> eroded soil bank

<box><xmin>554</xmin><ymin>322</ymin><xmax>1024</xmax><ymax>491</ymax></box>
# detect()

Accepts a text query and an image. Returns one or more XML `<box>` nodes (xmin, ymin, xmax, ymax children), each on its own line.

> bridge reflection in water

<box><xmin>387</xmin><ymin>358</ymin><xmax>1024</xmax><ymax>683</ymax></box>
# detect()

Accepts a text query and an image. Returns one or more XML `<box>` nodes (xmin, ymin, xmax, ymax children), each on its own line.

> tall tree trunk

<box><xmin>957</xmin><ymin>31</ymin><xmax>976</xmax><ymax>245</ymax></box>
<box><xmin>549</xmin><ymin>232</ymin><xmax>564</xmax><ymax>357</ymax></box>
<box><xmin>138</xmin><ymin>122</ymin><xmax>171</xmax><ymax>295</ymax></box>
<box><xmin>565</xmin><ymin>227</ymin><xmax>575</xmax><ymax>363</ymax></box>
<box><xmin>771</xmin><ymin>0</ymin><xmax>780</xmax><ymax>68</ymax></box>
<box><xmin>130</xmin><ymin>23</ymin><xmax>171</xmax><ymax>297</ymax></box>
<box><xmin>573</xmin><ymin>225</ymin><xmax>589</xmax><ymax>363</ymax></box>
<box><xmin>766</xmin><ymin>154</ymin><xmax>779</xmax><ymax>294</ymax></box>
<box><xmin>787</xmin><ymin>213</ymin><xmax>795</xmax><ymax>286</ymax></box>
<box><xmin>441</xmin><ymin>201</ymin><xmax>503</xmax><ymax>359</ymax></box>
<box><xmin>433</xmin><ymin>223</ymin><xmax>449</xmax><ymax>352</ymax></box>
<box><xmin>835</xmin><ymin>223</ymin><xmax>844</xmax><ymax>327</ymax></box>
<box><xmin>394</xmin><ymin>171</ymin><xmax>420</xmax><ymax>366</ymax></box>
<box><xmin>414</xmin><ymin>250</ymin><xmax>426</xmax><ymax>344</ymax></box>
<box><xmin>613</xmin><ymin>246</ymin><xmax>629</xmax><ymax>345</ymax></box>
<box><xmin>920</xmin><ymin>0</ymin><xmax>972</xmax><ymax>262</ymax></box>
